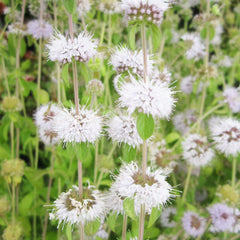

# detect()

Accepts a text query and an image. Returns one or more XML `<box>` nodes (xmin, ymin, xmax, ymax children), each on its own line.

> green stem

<box><xmin>141</xmin><ymin>23</ymin><xmax>148</xmax><ymax>81</ymax></box>
<box><xmin>182</xmin><ymin>164</ymin><xmax>193</xmax><ymax>202</ymax></box>
<box><xmin>99</xmin><ymin>22</ymin><xmax>106</xmax><ymax>47</ymax></box>
<box><xmin>94</xmin><ymin>140</ymin><xmax>99</xmax><ymax>185</ymax></box>
<box><xmin>57</xmin><ymin>63</ymin><xmax>61</xmax><ymax>104</ymax></box>
<box><xmin>142</xmin><ymin>141</ymin><xmax>147</xmax><ymax>180</ymax></box>
<box><xmin>2</xmin><ymin>58</ymin><xmax>10</xmax><ymax>96</ymax></box>
<box><xmin>10</xmin><ymin>121</ymin><xmax>14</xmax><ymax>159</ymax></box>
<box><xmin>232</xmin><ymin>157</ymin><xmax>237</xmax><ymax>187</ymax></box>
<box><xmin>122</xmin><ymin>213</ymin><xmax>128</xmax><ymax>240</ymax></box>
<box><xmin>138</xmin><ymin>204</ymin><xmax>145</xmax><ymax>240</ymax></box>
<box><xmin>11</xmin><ymin>184</ymin><xmax>15</xmax><ymax>223</ymax></box>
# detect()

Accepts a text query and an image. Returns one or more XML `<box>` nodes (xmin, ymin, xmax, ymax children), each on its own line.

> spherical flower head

<box><xmin>1</xmin><ymin>159</ymin><xmax>25</xmax><ymax>186</ymax></box>
<box><xmin>99</xmin><ymin>0</ymin><xmax>122</xmax><ymax>15</ymax></box>
<box><xmin>7</xmin><ymin>22</ymin><xmax>27</xmax><ymax>36</ymax></box>
<box><xmin>110</xmin><ymin>46</ymin><xmax>153</xmax><ymax>77</ymax></box>
<box><xmin>50</xmin><ymin>185</ymin><xmax>107</xmax><ymax>226</ymax></box>
<box><xmin>181</xmin><ymin>33</ymin><xmax>205</xmax><ymax>60</ymax></box>
<box><xmin>152</xmin><ymin>67</ymin><xmax>172</xmax><ymax>84</ymax></box>
<box><xmin>34</xmin><ymin>104</ymin><xmax>63</xmax><ymax>145</ymax></box>
<box><xmin>111</xmin><ymin>162</ymin><xmax>174</xmax><ymax>215</ymax></box>
<box><xmin>208</xmin><ymin>203</ymin><xmax>236</xmax><ymax>232</ymax></box>
<box><xmin>219</xmin><ymin>184</ymin><xmax>239</xmax><ymax>204</ymax></box>
<box><xmin>54</xmin><ymin>106</ymin><xmax>102</xmax><ymax>144</ymax></box>
<box><xmin>209</xmin><ymin>117</ymin><xmax>240</xmax><ymax>157</ymax></box>
<box><xmin>118</xmin><ymin>75</ymin><xmax>175</xmax><ymax>119</ymax></box>
<box><xmin>86</xmin><ymin>79</ymin><xmax>104</xmax><ymax>96</ymax></box>
<box><xmin>0</xmin><ymin>197</ymin><xmax>11</xmax><ymax>216</ymax></box>
<box><xmin>105</xmin><ymin>189</ymin><xmax>125</xmax><ymax>215</ymax></box>
<box><xmin>121</xmin><ymin>0</ymin><xmax>171</xmax><ymax>25</ymax></box>
<box><xmin>182</xmin><ymin>134</ymin><xmax>214</xmax><ymax>167</ymax></box>
<box><xmin>182</xmin><ymin>211</ymin><xmax>206</xmax><ymax>237</ymax></box>
<box><xmin>77</xmin><ymin>0</ymin><xmax>91</xmax><ymax>17</ymax></box>
<box><xmin>106</xmin><ymin>114</ymin><xmax>142</xmax><ymax>147</ymax></box>
<box><xmin>2</xmin><ymin>223</ymin><xmax>23</xmax><ymax>240</ymax></box>
<box><xmin>173</xmin><ymin>109</ymin><xmax>197</xmax><ymax>134</ymax></box>
<box><xmin>223</xmin><ymin>87</ymin><xmax>240</xmax><ymax>113</ymax></box>
<box><xmin>27</xmin><ymin>20</ymin><xmax>53</xmax><ymax>39</ymax></box>
<box><xmin>46</xmin><ymin>31</ymin><xmax>98</xmax><ymax>64</ymax></box>
<box><xmin>160</xmin><ymin>207</ymin><xmax>177</xmax><ymax>228</ymax></box>
<box><xmin>1</xmin><ymin>96</ymin><xmax>22</xmax><ymax>112</ymax></box>
<box><xmin>180</xmin><ymin>75</ymin><xmax>196</xmax><ymax>94</ymax></box>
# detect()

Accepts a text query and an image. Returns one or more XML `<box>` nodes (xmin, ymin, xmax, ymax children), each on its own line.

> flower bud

<box><xmin>1</xmin><ymin>96</ymin><xmax>21</xmax><ymax>112</ymax></box>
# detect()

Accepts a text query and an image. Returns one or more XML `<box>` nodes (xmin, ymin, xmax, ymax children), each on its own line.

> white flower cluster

<box><xmin>27</xmin><ymin>20</ymin><xmax>53</xmax><ymax>39</ymax></box>
<box><xmin>46</xmin><ymin>31</ymin><xmax>98</xmax><ymax>64</ymax></box>
<box><xmin>182</xmin><ymin>134</ymin><xmax>214</xmax><ymax>167</ymax></box>
<box><xmin>54</xmin><ymin>107</ymin><xmax>102</xmax><ymax>144</ymax></box>
<box><xmin>107</xmin><ymin>114</ymin><xmax>142</xmax><ymax>147</ymax></box>
<box><xmin>121</xmin><ymin>0</ymin><xmax>171</xmax><ymax>25</ymax></box>
<box><xmin>77</xmin><ymin>0</ymin><xmax>91</xmax><ymax>17</ymax></box>
<box><xmin>110</xmin><ymin>46</ymin><xmax>153</xmax><ymax>77</ymax></box>
<box><xmin>223</xmin><ymin>86</ymin><xmax>240</xmax><ymax>113</ymax></box>
<box><xmin>209</xmin><ymin>117</ymin><xmax>240</xmax><ymax>156</ymax></box>
<box><xmin>50</xmin><ymin>186</ymin><xmax>107</xmax><ymax>226</ymax></box>
<box><xmin>34</xmin><ymin>104</ymin><xmax>62</xmax><ymax>145</ymax></box>
<box><xmin>110</xmin><ymin>162</ymin><xmax>173</xmax><ymax>215</ymax></box>
<box><xmin>181</xmin><ymin>33</ymin><xmax>205</xmax><ymax>60</ymax></box>
<box><xmin>118</xmin><ymin>75</ymin><xmax>175</xmax><ymax>119</ymax></box>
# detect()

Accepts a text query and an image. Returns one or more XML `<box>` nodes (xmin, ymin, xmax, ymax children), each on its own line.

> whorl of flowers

<box><xmin>160</xmin><ymin>207</ymin><xmax>177</xmax><ymax>228</ymax></box>
<box><xmin>77</xmin><ymin>0</ymin><xmax>91</xmax><ymax>17</ymax></box>
<box><xmin>111</xmin><ymin>162</ymin><xmax>174</xmax><ymax>215</ymax></box>
<box><xmin>182</xmin><ymin>211</ymin><xmax>206</xmax><ymax>237</ymax></box>
<box><xmin>118</xmin><ymin>75</ymin><xmax>175</xmax><ymax>119</ymax></box>
<box><xmin>86</xmin><ymin>79</ymin><xmax>104</xmax><ymax>96</ymax></box>
<box><xmin>105</xmin><ymin>189</ymin><xmax>125</xmax><ymax>215</ymax></box>
<box><xmin>182</xmin><ymin>134</ymin><xmax>214</xmax><ymax>167</ymax></box>
<box><xmin>110</xmin><ymin>46</ymin><xmax>153</xmax><ymax>77</ymax></box>
<box><xmin>27</xmin><ymin>20</ymin><xmax>53</xmax><ymax>39</ymax></box>
<box><xmin>7</xmin><ymin>22</ymin><xmax>27</xmax><ymax>36</ymax></box>
<box><xmin>121</xmin><ymin>0</ymin><xmax>171</xmax><ymax>25</ymax></box>
<box><xmin>208</xmin><ymin>203</ymin><xmax>238</xmax><ymax>232</ymax></box>
<box><xmin>106</xmin><ymin>114</ymin><xmax>142</xmax><ymax>147</ymax></box>
<box><xmin>209</xmin><ymin>117</ymin><xmax>240</xmax><ymax>156</ymax></box>
<box><xmin>54</xmin><ymin>106</ymin><xmax>102</xmax><ymax>144</ymax></box>
<box><xmin>223</xmin><ymin>87</ymin><xmax>240</xmax><ymax>113</ymax></box>
<box><xmin>181</xmin><ymin>33</ymin><xmax>205</xmax><ymax>60</ymax></box>
<box><xmin>151</xmin><ymin>67</ymin><xmax>172</xmax><ymax>84</ymax></box>
<box><xmin>99</xmin><ymin>0</ymin><xmax>122</xmax><ymax>15</ymax></box>
<box><xmin>34</xmin><ymin>104</ymin><xmax>62</xmax><ymax>145</ymax></box>
<box><xmin>46</xmin><ymin>31</ymin><xmax>98</xmax><ymax>64</ymax></box>
<box><xmin>180</xmin><ymin>75</ymin><xmax>196</xmax><ymax>94</ymax></box>
<box><xmin>173</xmin><ymin>109</ymin><xmax>197</xmax><ymax>134</ymax></box>
<box><xmin>49</xmin><ymin>185</ymin><xmax>107</xmax><ymax>226</ymax></box>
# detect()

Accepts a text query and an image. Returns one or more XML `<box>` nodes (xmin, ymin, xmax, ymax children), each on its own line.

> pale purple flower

<box><xmin>118</xmin><ymin>75</ymin><xmax>175</xmax><ymax>119</ymax></box>
<box><xmin>181</xmin><ymin>33</ymin><xmax>205</xmax><ymax>60</ymax></box>
<box><xmin>223</xmin><ymin>87</ymin><xmax>240</xmax><ymax>113</ymax></box>
<box><xmin>160</xmin><ymin>207</ymin><xmax>177</xmax><ymax>228</ymax></box>
<box><xmin>121</xmin><ymin>0</ymin><xmax>171</xmax><ymax>25</ymax></box>
<box><xmin>77</xmin><ymin>0</ymin><xmax>91</xmax><ymax>17</ymax></box>
<box><xmin>180</xmin><ymin>75</ymin><xmax>196</xmax><ymax>94</ymax></box>
<box><xmin>182</xmin><ymin>134</ymin><xmax>215</xmax><ymax>167</ymax></box>
<box><xmin>209</xmin><ymin>117</ymin><xmax>240</xmax><ymax>156</ymax></box>
<box><xmin>208</xmin><ymin>203</ymin><xmax>236</xmax><ymax>232</ymax></box>
<box><xmin>27</xmin><ymin>20</ymin><xmax>53</xmax><ymax>39</ymax></box>
<box><xmin>182</xmin><ymin>211</ymin><xmax>206</xmax><ymax>237</ymax></box>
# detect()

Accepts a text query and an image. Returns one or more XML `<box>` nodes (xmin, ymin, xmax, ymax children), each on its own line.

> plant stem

<box><xmin>122</xmin><ymin>213</ymin><xmax>128</xmax><ymax>240</ymax></box>
<box><xmin>73</xmin><ymin>60</ymin><xmax>80</xmax><ymax>114</ymax></box>
<box><xmin>11</xmin><ymin>184</ymin><xmax>15</xmax><ymax>223</ymax></box>
<box><xmin>142</xmin><ymin>140</ymin><xmax>147</xmax><ymax>180</ymax></box>
<box><xmin>232</xmin><ymin>157</ymin><xmax>237</xmax><ymax>187</ymax></box>
<box><xmin>78</xmin><ymin>160</ymin><xmax>83</xmax><ymax>197</ymax></box>
<box><xmin>42</xmin><ymin>150</ymin><xmax>55</xmax><ymax>240</ymax></box>
<box><xmin>80</xmin><ymin>223</ymin><xmax>84</xmax><ymax>240</ymax></box>
<box><xmin>182</xmin><ymin>164</ymin><xmax>193</xmax><ymax>202</ymax></box>
<box><xmin>10</xmin><ymin>121</ymin><xmax>14</xmax><ymax>159</ymax></box>
<box><xmin>141</xmin><ymin>23</ymin><xmax>148</xmax><ymax>82</ymax></box>
<box><xmin>57</xmin><ymin>63</ymin><xmax>61</xmax><ymax>103</ymax></box>
<box><xmin>94</xmin><ymin>140</ymin><xmax>99</xmax><ymax>185</ymax></box>
<box><xmin>138</xmin><ymin>204</ymin><xmax>145</xmax><ymax>240</ymax></box>
<box><xmin>2</xmin><ymin>58</ymin><xmax>10</xmax><ymax>96</ymax></box>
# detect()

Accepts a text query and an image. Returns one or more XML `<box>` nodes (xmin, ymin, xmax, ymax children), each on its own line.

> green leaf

<box><xmin>85</xmin><ymin>219</ymin><xmax>101</xmax><ymax>236</ymax></box>
<box><xmin>128</xmin><ymin>25</ymin><xmax>138</xmax><ymax>50</ymax></box>
<box><xmin>123</xmin><ymin>198</ymin><xmax>137</xmax><ymax>220</ymax></box>
<box><xmin>19</xmin><ymin>192</ymin><xmax>35</xmax><ymax>216</ymax></box>
<box><xmin>62</xmin><ymin>63</ymin><xmax>69</xmax><ymax>88</ymax></box>
<box><xmin>148</xmin><ymin>206</ymin><xmax>162</xmax><ymax>228</ymax></box>
<box><xmin>107</xmin><ymin>212</ymin><xmax>117</xmax><ymax>232</ymax></box>
<box><xmin>144</xmin><ymin>227</ymin><xmax>160</xmax><ymax>239</ymax></box>
<box><xmin>20</xmin><ymin>38</ymin><xmax>27</xmax><ymax>58</ymax></box>
<box><xmin>200</xmin><ymin>25</ymin><xmax>215</xmax><ymax>41</ymax></box>
<box><xmin>75</xmin><ymin>142</ymin><xmax>90</xmax><ymax>160</ymax></box>
<box><xmin>166</xmin><ymin>132</ymin><xmax>180</xmax><ymax>144</ymax></box>
<box><xmin>63</xmin><ymin>0</ymin><xmax>76</xmax><ymax>14</ymax></box>
<box><xmin>137</xmin><ymin>113</ymin><xmax>154</xmax><ymax>140</ymax></box>
<box><xmin>123</xmin><ymin>144</ymin><xmax>137</xmax><ymax>163</ymax></box>
<box><xmin>150</xmin><ymin>24</ymin><xmax>162</xmax><ymax>52</ymax></box>
<box><xmin>66</xmin><ymin>223</ymin><xmax>72</xmax><ymax>240</ymax></box>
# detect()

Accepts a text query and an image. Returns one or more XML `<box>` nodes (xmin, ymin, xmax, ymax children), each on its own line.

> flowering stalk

<box><xmin>232</xmin><ymin>157</ymin><xmax>237</xmax><ymax>187</ymax></box>
<box><xmin>122</xmin><ymin>213</ymin><xmax>128</xmax><ymax>240</ymax></box>
<box><xmin>182</xmin><ymin>164</ymin><xmax>193</xmax><ymax>202</ymax></box>
<box><xmin>139</xmin><ymin>204</ymin><xmax>145</xmax><ymax>240</ymax></box>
